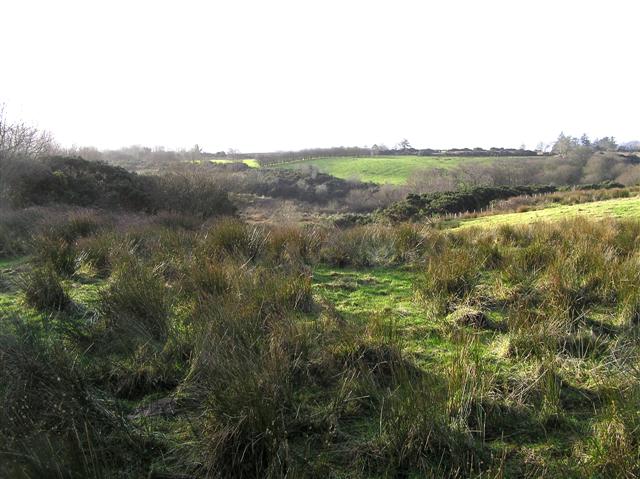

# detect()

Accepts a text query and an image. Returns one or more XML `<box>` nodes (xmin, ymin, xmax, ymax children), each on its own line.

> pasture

<box><xmin>209</xmin><ymin>158</ymin><xmax>260</xmax><ymax>167</ymax></box>
<box><xmin>452</xmin><ymin>194</ymin><xmax>640</xmax><ymax>229</ymax></box>
<box><xmin>272</xmin><ymin>155</ymin><xmax>541</xmax><ymax>184</ymax></box>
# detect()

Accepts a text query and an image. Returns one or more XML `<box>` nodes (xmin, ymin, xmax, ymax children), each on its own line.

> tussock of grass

<box><xmin>6</xmin><ymin>211</ymin><xmax>640</xmax><ymax>476</ymax></box>
<box><xmin>99</xmin><ymin>257</ymin><xmax>172</xmax><ymax>344</ymax></box>
<box><xmin>18</xmin><ymin>266</ymin><xmax>71</xmax><ymax>312</ymax></box>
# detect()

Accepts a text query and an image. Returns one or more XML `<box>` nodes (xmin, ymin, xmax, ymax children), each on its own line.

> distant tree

<box><xmin>370</xmin><ymin>144</ymin><xmax>380</xmax><ymax>156</ymax></box>
<box><xmin>580</xmin><ymin>133</ymin><xmax>591</xmax><ymax>146</ymax></box>
<box><xmin>535</xmin><ymin>142</ymin><xmax>546</xmax><ymax>153</ymax></box>
<box><xmin>0</xmin><ymin>105</ymin><xmax>57</xmax><ymax>159</ymax></box>
<box><xmin>551</xmin><ymin>132</ymin><xmax>579</xmax><ymax>157</ymax></box>
<box><xmin>396</xmin><ymin>138</ymin><xmax>412</xmax><ymax>151</ymax></box>
<box><xmin>593</xmin><ymin>136</ymin><xmax>617</xmax><ymax>151</ymax></box>
<box><xmin>189</xmin><ymin>144</ymin><xmax>203</xmax><ymax>163</ymax></box>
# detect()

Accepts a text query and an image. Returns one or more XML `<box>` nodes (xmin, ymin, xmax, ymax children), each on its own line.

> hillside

<box><xmin>450</xmin><ymin>194</ymin><xmax>640</xmax><ymax>228</ymax></box>
<box><xmin>271</xmin><ymin>155</ymin><xmax>543</xmax><ymax>185</ymax></box>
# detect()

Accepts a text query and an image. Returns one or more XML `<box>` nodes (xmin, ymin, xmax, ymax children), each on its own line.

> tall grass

<box><xmin>18</xmin><ymin>266</ymin><xmax>71</xmax><ymax>312</ymax></box>
<box><xmin>99</xmin><ymin>257</ymin><xmax>172</xmax><ymax>344</ymax></box>
<box><xmin>6</xmin><ymin>210</ymin><xmax>640</xmax><ymax>476</ymax></box>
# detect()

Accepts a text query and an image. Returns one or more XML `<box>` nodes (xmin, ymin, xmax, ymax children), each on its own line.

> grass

<box><xmin>314</xmin><ymin>266</ymin><xmax>424</xmax><ymax>327</ymax></box>
<box><xmin>5</xmin><ymin>215</ymin><xmax>640</xmax><ymax>476</ymax></box>
<box><xmin>0</xmin><ymin>256</ymin><xmax>29</xmax><ymax>269</ymax></box>
<box><xmin>272</xmin><ymin>155</ymin><xmax>541</xmax><ymax>185</ymax></box>
<box><xmin>209</xmin><ymin>158</ymin><xmax>259</xmax><ymax>168</ymax></box>
<box><xmin>451</xmin><ymin>195</ymin><xmax>640</xmax><ymax>229</ymax></box>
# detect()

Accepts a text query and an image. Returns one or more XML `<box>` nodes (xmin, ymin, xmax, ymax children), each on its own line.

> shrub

<box><xmin>150</xmin><ymin>172</ymin><xmax>236</xmax><ymax>218</ymax></box>
<box><xmin>383</xmin><ymin>185</ymin><xmax>557</xmax><ymax>222</ymax></box>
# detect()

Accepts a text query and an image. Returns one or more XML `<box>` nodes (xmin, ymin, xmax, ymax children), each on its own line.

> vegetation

<box><xmin>4</xmin><ymin>207</ymin><xmax>640</xmax><ymax>477</ymax></box>
<box><xmin>453</xmin><ymin>194</ymin><xmax>640</xmax><ymax>229</ymax></box>
<box><xmin>272</xmin><ymin>155</ymin><xmax>538</xmax><ymax>185</ymax></box>
<box><xmin>382</xmin><ymin>184</ymin><xmax>558</xmax><ymax>222</ymax></box>
<box><xmin>0</xmin><ymin>155</ymin><xmax>235</xmax><ymax>217</ymax></box>
<box><xmin>3</xmin><ymin>112</ymin><xmax>640</xmax><ymax>477</ymax></box>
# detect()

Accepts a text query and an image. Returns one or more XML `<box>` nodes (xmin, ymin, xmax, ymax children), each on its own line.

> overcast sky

<box><xmin>2</xmin><ymin>0</ymin><xmax>638</xmax><ymax>152</ymax></box>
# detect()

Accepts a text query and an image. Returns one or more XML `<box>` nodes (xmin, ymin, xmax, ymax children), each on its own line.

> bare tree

<box><xmin>396</xmin><ymin>138</ymin><xmax>412</xmax><ymax>151</ymax></box>
<box><xmin>0</xmin><ymin>104</ymin><xmax>57</xmax><ymax>159</ymax></box>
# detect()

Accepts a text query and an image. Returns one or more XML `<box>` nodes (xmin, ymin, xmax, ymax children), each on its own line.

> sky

<box><xmin>1</xmin><ymin>0</ymin><xmax>638</xmax><ymax>153</ymax></box>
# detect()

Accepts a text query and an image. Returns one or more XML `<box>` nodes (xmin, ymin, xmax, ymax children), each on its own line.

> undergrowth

<box><xmin>2</xmin><ymin>214</ymin><xmax>640</xmax><ymax>477</ymax></box>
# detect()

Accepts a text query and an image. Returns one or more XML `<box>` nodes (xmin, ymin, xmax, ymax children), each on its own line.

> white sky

<box><xmin>1</xmin><ymin>0</ymin><xmax>638</xmax><ymax>152</ymax></box>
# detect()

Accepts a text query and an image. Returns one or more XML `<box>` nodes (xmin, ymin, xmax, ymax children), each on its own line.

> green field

<box><xmin>272</xmin><ymin>155</ymin><xmax>540</xmax><ymax>184</ymax></box>
<box><xmin>452</xmin><ymin>195</ymin><xmax>640</xmax><ymax>229</ymax></box>
<box><xmin>209</xmin><ymin>158</ymin><xmax>259</xmax><ymax>168</ymax></box>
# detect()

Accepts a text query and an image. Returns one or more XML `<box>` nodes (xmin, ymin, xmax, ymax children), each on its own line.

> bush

<box><xmin>1</xmin><ymin>155</ymin><xmax>235</xmax><ymax>218</ymax></box>
<box><xmin>383</xmin><ymin>185</ymin><xmax>557</xmax><ymax>222</ymax></box>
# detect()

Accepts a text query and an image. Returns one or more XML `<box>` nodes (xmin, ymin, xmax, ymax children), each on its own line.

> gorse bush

<box><xmin>1</xmin><ymin>154</ymin><xmax>235</xmax><ymax>217</ymax></box>
<box><xmin>383</xmin><ymin>184</ymin><xmax>557</xmax><ymax>222</ymax></box>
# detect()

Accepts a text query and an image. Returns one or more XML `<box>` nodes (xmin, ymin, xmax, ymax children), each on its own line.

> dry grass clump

<box><xmin>99</xmin><ymin>256</ymin><xmax>173</xmax><ymax>344</ymax></box>
<box><xmin>18</xmin><ymin>266</ymin><xmax>71</xmax><ymax>312</ymax></box>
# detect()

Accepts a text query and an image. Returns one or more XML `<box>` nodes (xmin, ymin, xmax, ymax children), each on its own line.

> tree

<box><xmin>593</xmin><ymin>136</ymin><xmax>617</xmax><ymax>151</ymax></box>
<box><xmin>580</xmin><ymin>133</ymin><xmax>591</xmax><ymax>146</ymax></box>
<box><xmin>0</xmin><ymin>105</ymin><xmax>57</xmax><ymax>159</ymax></box>
<box><xmin>189</xmin><ymin>144</ymin><xmax>203</xmax><ymax>163</ymax></box>
<box><xmin>396</xmin><ymin>138</ymin><xmax>412</xmax><ymax>151</ymax></box>
<box><xmin>227</xmin><ymin>148</ymin><xmax>239</xmax><ymax>160</ymax></box>
<box><xmin>551</xmin><ymin>132</ymin><xmax>578</xmax><ymax>157</ymax></box>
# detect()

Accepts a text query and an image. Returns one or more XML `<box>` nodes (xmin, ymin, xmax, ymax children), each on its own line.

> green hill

<box><xmin>452</xmin><ymin>195</ymin><xmax>640</xmax><ymax>229</ymax></box>
<box><xmin>272</xmin><ymin>155</ymin><xmax>540</xmax><ymax>185</ymax></box>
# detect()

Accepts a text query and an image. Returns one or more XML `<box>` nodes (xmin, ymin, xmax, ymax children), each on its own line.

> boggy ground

<box><xmin>2</xmin><ymin>213</ymin><xmax>640</xmax><ymax>478</ymax></box>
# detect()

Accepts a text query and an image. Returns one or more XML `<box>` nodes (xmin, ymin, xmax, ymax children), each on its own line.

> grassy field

<box><xmin>452</xmin><ymin>194</ymin><xmax>640</xmax><ymax>229</ymax></box>
<box><xmin>272</xmin><ymin>155</ymin><xmax>540</xmax><ymax>184</ymax></box>
<box><xmin>6</xmin><ymin>212</ymin><xmax>640</xmax><ymax>476</ymax></box>
<box><xmin>209</xmin><ymin>158</ymin><xmax>259</xmax><ymax>168</ymax></box>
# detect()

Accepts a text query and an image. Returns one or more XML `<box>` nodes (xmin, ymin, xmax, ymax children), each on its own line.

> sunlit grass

<box><xmin>452</xmin><ymin>195</ymin><xmax>640</xmax><ymax>229</ymax></box>
<box><xmin>273</xmin><ymin>155</ymin><xmax>540</xmax><ymax>185</ymax></box>
<box><xmin>209</xmin><ymin>158</ymin><xmax>259</xmax><ymax>168</ymax></box>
